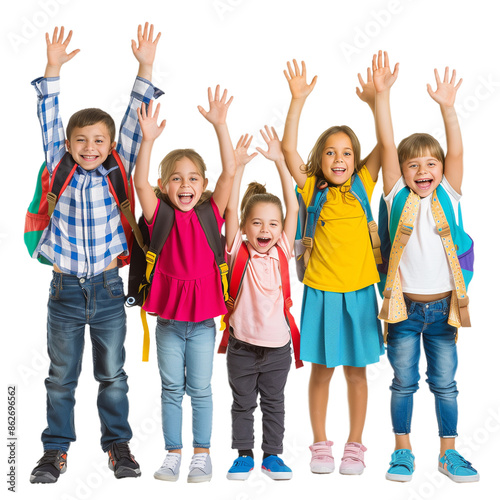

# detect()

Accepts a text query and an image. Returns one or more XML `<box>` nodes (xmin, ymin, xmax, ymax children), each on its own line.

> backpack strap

<box><xmin>300</xmin><ymin>179</ymin><xmax>329</xmax><ymax>269</ymax></box>
<box><xmin>350</xmin><ymin>173</ymin><xmax>382</xmax><ymax>265</ymax></box>
<box><xmin>195</xmin><ymin>201</ymin><xmax>229</xmax><ymax>301</ymax></box>
<box><xmin>378</xmin><ymin>190</ymin><xmax>420</xmax><ymax>331</ymax></box>
<box><xmin>104</xmin><ymin>150</ymin><xmax>146</xmax><ymax>252</ymax></box>
<box><xmin>141</xmin><ymin>201</ymin><xmax>175</xmax><ymax>361</ymax></box>
<box><xmin>276</xmin><ymin>246</ymin><xmax>303</xmax><ymax>369</ymax></box>
<box><xmin>218</xmin><ymin>242</ymin><xmax>250</xmax><ymax>354</ymax></box>
<box><xmin>430</xmin><ymin>192</ymin><xmax>471</xmax><ymax>328</ymax></box>
<box><xmin>46</xmin><ymin>153</ymin><xmax>79</xmax><ymax>217</ymax></box>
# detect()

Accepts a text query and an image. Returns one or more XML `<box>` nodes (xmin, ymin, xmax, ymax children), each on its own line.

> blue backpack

<box><xmin>295</xmin><ymin>174</ymin><xmax>382</xmax><ymax>282</ymax></box>
<box><xmin>376</xmin><ymin>185</ymin><xmax>474</xmax><ymax>298</ymax></box>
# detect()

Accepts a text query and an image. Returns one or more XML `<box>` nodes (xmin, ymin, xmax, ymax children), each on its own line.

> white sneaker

<box><xmin>154</xmin><ymin>453</ymin><xmax>181</xmax><ymax>481</ymax></box>
<box><xmin>187</xmin><ymin>453</ymin><xmax>212</xmax><ymax>483</ymax></box>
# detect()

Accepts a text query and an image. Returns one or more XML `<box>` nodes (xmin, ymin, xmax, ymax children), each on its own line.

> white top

<box><xmin>384</xmin><ymin>176</ymin><xmax>461</xmax><ymax>294</ymax></box>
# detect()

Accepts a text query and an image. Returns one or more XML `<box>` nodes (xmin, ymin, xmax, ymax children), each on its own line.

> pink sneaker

<box><xmin>339</xmin><ymin>442</ymin><xmax>367</xmax><ymax>475</ymax></box>
<box><xmin>309</xmin><ymin>441</ymin><xmax>335</xmax><ymax>474</ymax></box>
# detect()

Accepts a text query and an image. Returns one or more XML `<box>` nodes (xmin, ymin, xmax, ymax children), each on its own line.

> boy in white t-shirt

<box><xmin>372</xmin><ymin>51</ymin><xmax>479</xmax><ymax>483</ymax></box>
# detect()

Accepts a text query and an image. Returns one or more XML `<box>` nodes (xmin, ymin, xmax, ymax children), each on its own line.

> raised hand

<box><xmin>198</xmin><ymin>85</ymin><xmax>233</xmax><ymax>125</ymax></box>
<box><xmin>45</xmin><ymin>27</ymin><xmax>79</xmax><ymax>75</ymax></box>
<box><xmin>131</xmin><ymin>22</ymin><xmax>161</xmax><ymax>68</ymax></box>
<box><xmin>137</xmin><ymin>100</ymin><xmax>166</xmax><ymax>142</ymax></box>
<box><xmin>427</xmin><ymin>67</ymin><xmax>462</xmax><ymax>108</ymax></box>
<box><xmin>284</xmin><ymin>60</ymin><xmax>318</xmax><ymax>100</ymax></box>
<box><xmin>356</xmin><ymin>67</ymin><xmax>376</xmax><ymax>110</ymax></box>
<box><xmin>234</xmin><ymin>134</ymin><xmax>258</xmax><ymax>169</ymax></box>
<box><xmin>256</xmin><ymin>126</ymin><xmax>285</xmax><ymax>163</ymax></box>
<box><xmin>372</xmin><ymin>50</ymin><xmax>399</xmax><ymax>94</ymax></box>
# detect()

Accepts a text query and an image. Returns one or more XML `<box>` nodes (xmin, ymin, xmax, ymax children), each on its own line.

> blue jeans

<box><xmin>43</xmin><ymin>269</ymin><xmax>131</xmax><ymax>452</ymax></box>
<box><xmin>155</xmin><ymin>318</ymin><xmax>216</xmax><ymax>450</ymax></box>
<box><xmin>387</xmin><ymin>296</ymin><xmax>458</xmax><ymax>438</ymax></box>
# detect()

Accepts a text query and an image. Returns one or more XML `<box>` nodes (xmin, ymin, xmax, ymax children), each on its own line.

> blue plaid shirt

<box><xmin>32</xmin><ymin>76</ymin><xmax>163</xmax><ymax>278</ymax></box>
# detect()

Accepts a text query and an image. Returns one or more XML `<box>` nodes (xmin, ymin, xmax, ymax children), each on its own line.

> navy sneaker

<box><xmin>107</xmin><ymin>442</ymin><xmax>141</xmax><ymax>479</ymax></box>
<box><xmin>30</xmin><ymin>449</ymin><xmax>67</xmax><ymax>484</ymax></box>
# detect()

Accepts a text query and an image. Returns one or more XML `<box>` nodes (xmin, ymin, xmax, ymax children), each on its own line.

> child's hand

<box><xmin>256</xmin><ymin>126</ymin><xmax>285</xmax><ymax>163</ymax></box>
<box><xmin>45</xmin><ymin>27</ymin><xmax>80</xmax><ymax>75</ymax></box>
<box><xmin>427</xmin><ymin>67</ymin><xmax>462</xmax><ymax>108</ymax></box>
<box><xmin>137</xmin><ymin>100</ymin><xmax>166</xmax><ymax>142</ymax></box>
<box><xmin>356</xmin><ymin>67</ymin><xmax>376</xmax><ymax>110</ymax></box>
<box><xmin>234</xmin><ymin>134</ymin><xmax>258</xmax><ymax>169</ymax></box>
<box><xmin>132</xmin><ymin>22</ymin><xmax>161</xmax><ymax>68</ymax></box>
<box><xmin>372</xmin><ymin>50</ymin><xmax>399</xmax><ymax>94</ymax></box>
<box><xmin>284</xmin><ymin>60</ymin><xmax>317</xmax><ymax>100</ymax></box>
<box><xmin>198</xmin><ymin>85</ymin><xmax>233</xmax><ymax>126</ymax></box>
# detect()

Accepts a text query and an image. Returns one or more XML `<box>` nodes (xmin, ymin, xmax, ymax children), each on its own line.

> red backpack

<box><xmin>218</xmin><ymin>241</ymin><xmax>303</xmax><ymax>369</ymax></box>
<box><xmin>24</xmin><ymin>150</ymin><xmax>143</xmax><ymax>266</ymax></box>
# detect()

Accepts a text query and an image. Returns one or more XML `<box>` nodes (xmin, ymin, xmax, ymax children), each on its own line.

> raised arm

<box><xmin>198</xmin><ymin>85</ymin><xmax>236</xmax><ymax>217</ymax></box>
<box><xmin>117</xmin><ymin>22</ymin><xmax>164</xmax><ymax>177</ymax></box>
<box><xmin>356</xmin><ymin>67</ymin><xmax>381</xmax><ymax>182</ymax></box>
<box><xmin>135</xmin><ymin>100</ymin><xmax>166</xmax><ymax>223</ymax></box>
<box><xmin>44</xmin><ymin>26</ymin><xmax>80</xmax><ymax>78</ymax></box>
<box><xmin>225</xmin><ymin>134</ymin><xmax>258</xmax><ymax>251</ymax></box>
<box><xmin>256</xmin><ymin>126</ymin><xmax>298</xmax><ymax>250</ymax></box>
<box><xmin>131</xmin><ymin>22</ymin><xmax>161</xmax><ymax>82</ymax></box>
<box><xmin>373</xmin><ymin>50</ymin><xmax>400</xmax><ymax>195</ymax></box>
<box><xmin>427</xmin><ymin>67</ymin><xmax>463</xmax><ymax>194</ymax></box>
<box><xmin>282</xmin><ymin>60</ymin><xmax>317</xmax><ymax>189</ymax></box>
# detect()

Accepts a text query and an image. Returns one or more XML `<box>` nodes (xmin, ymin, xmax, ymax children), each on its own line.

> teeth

<box><xmin>179</xmin><ymin>193</ymin><xmax>193</xmax><ymax>197</ymax></box>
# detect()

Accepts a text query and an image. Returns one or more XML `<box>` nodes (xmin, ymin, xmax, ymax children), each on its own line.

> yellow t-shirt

<box><xmin>298</xmin><ymin>166</ymin><xmax>380</xmax><ymax>293</ymax></box>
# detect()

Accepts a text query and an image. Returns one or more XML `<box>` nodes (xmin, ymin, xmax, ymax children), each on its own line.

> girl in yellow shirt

<box><xmin>282</xmin><ymin>60</ymin><xmax>384</xmax><ymax>476</ymax></box>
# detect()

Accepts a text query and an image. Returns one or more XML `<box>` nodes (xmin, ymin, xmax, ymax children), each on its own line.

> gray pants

<box><xmin>226</xmin><ymin>335</ymin><xmax>291</xmax><ymax>455</ymax></box>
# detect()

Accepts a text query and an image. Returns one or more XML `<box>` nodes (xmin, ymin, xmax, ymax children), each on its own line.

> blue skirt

<box><xmin>300</xmin><ymin>285</ymin><xmax>384</xmax><ymax>368</ymax></box>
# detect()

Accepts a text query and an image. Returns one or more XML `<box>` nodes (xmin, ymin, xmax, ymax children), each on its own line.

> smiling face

<box><xmin>66</xmin><ymin>122</ymin><xmax>116</xmax><ymax>171</ymax></box>
<box><xmin>242</xmin><ymin>202</ymin><xmax>283</xmax><ymax>254</ymax></box>
<box><xmin>321</xmin><ymin>132</ymin><xmax>356</xmax><ymax>186</ymax></box>
<box><xmin>159</xmin><ymin>156</ymin><xmax>208</xmax><ymax>211</ymax></box>
<box><xmin>401</xmin><ymin>150</ymin><xmax>444</xmax><ymax>197</ymax></box>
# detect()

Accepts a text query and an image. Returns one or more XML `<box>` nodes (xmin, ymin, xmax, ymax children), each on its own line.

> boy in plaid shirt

<box><xmin>29</xmin><ymin>24</ymin><xmax>163</xmax><ymax>484</ymax></box>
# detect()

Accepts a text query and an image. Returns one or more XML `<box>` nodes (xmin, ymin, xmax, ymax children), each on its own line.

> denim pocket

<box><xmin>104</xmin><ymin>277</ymin><xmax>124</xmax><ymax>299</ymax></box>
<box><xmin>201</xmin><ymin>318</ymin><xmax>215</xmax><ymax>328</ymax></box>
<box><xmin>48</xmin><ymin>276</ymin><xmax>61</xmax><ymax>301</ymax></box>
<box><xmin>157</xmin><ymin>317</ymin><xmax>174</xmax><ymax>326</ymax></box>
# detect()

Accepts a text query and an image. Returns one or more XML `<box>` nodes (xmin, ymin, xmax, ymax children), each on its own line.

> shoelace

<box><xmin>161</xmin><ymin>454</ymin><xmax>181</xmax><ymax>471</ymax></box>
<box><xmin>390</xmin><ymin>450</ymin><xmax>414</xmax><ymax>471</ymax></box>
<box><xmin>38</xmin><ymin>450</ymin><xmax>63</xmax><ymax>466</ymax></box>
<box><xmin>110</xmin><ymin>442</ymin><xmax>136</xmax><ymax>466</ymax></box>
<box><xmin>444</xmin><ymin>451</ymin><xmax>474</xmax><ymax>471</ymax></box>
<box><xmin>342</xmin><ymin>445</ymin><xmax>365</xmax><ymax>465</ymax></box>
<box><xmin>190</xmin><ymin>453</ymin><xmax>208</xmax><ymax>470</ymax></box>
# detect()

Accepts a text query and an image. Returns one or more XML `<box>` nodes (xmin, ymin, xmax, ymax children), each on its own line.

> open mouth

<box><xmin>257</xmin><ymin>237</ymin><xmax>271</xmax><ymax>247</ymax></box>
<box><xmin>415</xmin><ymin>179</ymin><xmax>433</xmax><ymax>190</ymax></box>
<box><xmin>81</xmin><ymin>155</ymin><xmax>99</xmax><ymax>162</ymax></box>
<box><xmin>178</xmin><ymin>193</ymin><xmax>194</xmax><ymax>205</ymax></box>
<box><xmin>331</xmin><ymin>167</ymin><xmax>346</xmax><ymax>176</ymax></box>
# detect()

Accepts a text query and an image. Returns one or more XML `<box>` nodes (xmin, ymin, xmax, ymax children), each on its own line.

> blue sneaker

<box><xmin>261</xmin><ymin>455</ymin><xmax>292</xmax><ymax>480</ymax></box>
<box><xmin>227</xmin><ymin>455</ymin><xmax>254</xmax><ymax>480</ymax></box>
<box><xmin>438</xmin><ymin>450</ymin><xmax>479</xmax><ymax>483</ymax></box>
<box><xmin>386</xmin><ymin>449</ymin><xmax>415</xmax><ymax>482</ymax></box>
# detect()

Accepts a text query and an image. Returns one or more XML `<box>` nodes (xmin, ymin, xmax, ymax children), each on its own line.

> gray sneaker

<box><xmin>187</xmin><ymin>453</ymin><xmax>212</xmax><ymax>483</ymax></box>
<box><xmin>154</xmin><ymin>453</ymin><xmax>181</xmax><ymax>481</ymax></box>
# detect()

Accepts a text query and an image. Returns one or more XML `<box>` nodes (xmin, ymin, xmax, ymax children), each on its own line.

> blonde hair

<box><xmin>397</xmin><ymin>133</ymin><xmax>445</xmax><ymax>167</ymax></box>
<box><xmin>302</xmin><ymin>125</ymin><xmax>363</xmax><ymax>180</ymax></box>
<box><xmin>239</xmin><ymin>182</ymin><xmax>284</xmax><ymax>229</ymax></box>
<box><xmin>154</xmin><ymin>148</ymin><xmax>212</xmax><ymax>205</ymax></box>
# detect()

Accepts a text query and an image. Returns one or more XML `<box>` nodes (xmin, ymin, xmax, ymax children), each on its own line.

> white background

<box><xmin>1</xmin><ymin>0</ymin><xmax>499</xmax><ymax>499</ymax></box>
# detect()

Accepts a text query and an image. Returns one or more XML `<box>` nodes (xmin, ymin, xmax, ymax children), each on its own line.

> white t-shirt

<box><xmin>384</xmin><ymin>176</ymin><xmax>461</xmax><ymax>294</ymax></box>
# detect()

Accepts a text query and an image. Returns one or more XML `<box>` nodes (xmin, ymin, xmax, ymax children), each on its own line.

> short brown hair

<box><xmin>66</xmin><ymin>108</ymin><xmax>116</xmax><ymax>143</ymax></box>
<box><xmin>397</xmin><ymin>133</ymin><xmax>445</xmax><ymax>167</ymax></box>
<box><xmin>302</xmin><ymin>125</ymin><xmax>362</xmax><ymax>180</ymax></box>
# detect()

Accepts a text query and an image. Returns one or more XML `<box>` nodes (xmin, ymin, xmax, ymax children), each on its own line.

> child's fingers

<box><xmin>244</xmin><ymin>135</ymin><xmax>253</xmax><ymax>148</ymax></box>
<box><xmin>301</xmin><ymin>60</ymin><xmax>307</xmax><ymax>77</ymax></box>
<box><xmin>226</xmin><ymin>95</ymin><xmax>234</xmax><ymax>107</ymax></box>
<box><xmin>293</xmin><ymin>59</ymin><xmax>301</xmax><ymax>76</ymax></box>
<box><xmin>367</xmin><ymin>67</ymin><xmax>373</xmax><ymax>82</ymax></box>
<box><xmin>287</xmin><ymin>61</ymin><xmax>294</xmax><ymax>78</ymax></box>
<box><xmin>214</xmin><ymin>85</ymin><xmax>220</xmax><ymax>102</ymax></box>
<box><xmin>383</xmin><ymin>51</ymin><xmax>390</xmax><ymax>68</ymax></box>
<box><xmin>357</xmin><ymin>73</ymin><xmax>365</xmax><ymax>87</ymax></box>
<box><xmin>207</xmin><ymin>87</ymin><xmax>214</xmax><ymax>102</ymax></box>
<box><xmin>372</xmin><ymin>53</ymin><xmax>377</xmax><ymax>73</ymax></box>
<box><xmin>377</xmin><ymin>50</ymin><xmax>383</xmax><ymax>70</ymax></box>
<box><xmin>310</xmin><ymin>75</ymin><xmax>318</xmax><ymax>89</ymax></box>
<box><xmin>271</xmin><ymin>126</ymin><xmax>279</xmax><ymax>140</ymax></box>
<box><xmin>455</xmin><ymin>77</ymin><xmax>463</xmax><ymax>91</ymax></box>
<box><xmin>197</xmin><ymin>105</ymin><xmax>208</xmax><ymax>118</ymax></box>
<box><xmin>147</xmin><ymin>23</ymin><xmax>154</xmax><ymax>41</ymax></box>
<box><xmin>153</xmin><ymin>31</ymin><xmax>161</xmax><ymax>44</ymax></box>
<box><xmin>283</xmin><ymin>69</ymin><xmax>291</xmax><ymax>82</ymax></box>
<box><xmin>221</xmin><ymin>88</ymin><xmax>227</xmax><ymax>103</ymax></box>
<box><xmin>393</xmin><ymin>62</ymin><xmax>400</xmax><ymax>79</ymax></box>
<box><xmin>236</xmin><ymin>135</ymin><xmax>246</xmax><ymax>149</ymax></box>
<box><xmin>137</xmin><ymin>24</ymin><xmax>143</xmax><ymax>42</ymax></box>
<box><xmin>443</xmin><ymin>66</ymin><xmax>450</xmax><ymax>83</ymax></box>
<box><xmin>434</xmin><ymin>68</ymin><xmax>442</xmax><ymax>85</ymax></box>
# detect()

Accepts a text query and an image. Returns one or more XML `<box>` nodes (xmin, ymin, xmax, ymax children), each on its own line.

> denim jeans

<box><xmin>155</xmin><ymin>318</ymin><xmax>216</xmax><ymax>450</ymax></box>
<box><xmin>387</xmin><ymin>295</ymin><xmax>458</xmax><ymax>438</ymax></box>
<box><xmin>43</xmin><ymin>269</ymin><xmax>131</xmax><ymax>452</ymax></box>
